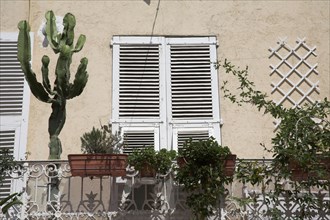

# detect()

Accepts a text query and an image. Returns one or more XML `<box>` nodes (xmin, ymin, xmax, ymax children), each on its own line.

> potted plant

<box><xmin>270</xmin><ymin>101</ymin><xmax>330</xmax><ymax>182</ymax></box>
<box><xmin>175</xmin><ymin>137</ymin><xmax>236</xmax><ymax>220</ymax></box>
<box><xmin>288</xmin><ymin>154</ymin><xmax>330</xmax><ymax>181</ymax></box>
<box><xmin>68</xmin><ymin>125</ymin><xmax>128</xmax><ymax>177</ymax></box>
<box><xmin>177</xmin><ymin>138</ymin><xmax>237</xmax><ymax>177</ymax></box>
<box><xmin>128</xmin><ymin>147</ymin><xmax>176</xmax><ymax>177</ymax></box>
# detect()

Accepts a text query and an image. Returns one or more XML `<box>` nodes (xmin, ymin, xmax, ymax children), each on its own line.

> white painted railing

<box><xmin>0</xmin><ymin>160</ymin><xmax>329</xmax><ymax>220</ymax></box>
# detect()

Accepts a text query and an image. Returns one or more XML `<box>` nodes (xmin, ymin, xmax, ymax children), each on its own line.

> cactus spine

<box><xmin>17</xmin><ymin>11</ymin><xmax>88</xmax><ymax>159</ymax></box>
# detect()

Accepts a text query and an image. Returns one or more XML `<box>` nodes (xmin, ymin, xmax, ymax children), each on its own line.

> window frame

<box><xmin>111</xmin><ymin>36</ymin><xmax>221</xmax><ymax>152</ymax></box>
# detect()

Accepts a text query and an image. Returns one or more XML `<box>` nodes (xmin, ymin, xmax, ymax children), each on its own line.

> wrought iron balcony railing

<box><xmin>0</xmin><ymin>160</ymin><xmax>329</xmax><ymax>220</ymax></box>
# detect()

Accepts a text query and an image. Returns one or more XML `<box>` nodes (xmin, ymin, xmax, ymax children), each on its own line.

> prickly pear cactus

<box><xmin>17</xmin><ymin>11</ymin><xmax>89</xmax><ymax>159</ymax></box>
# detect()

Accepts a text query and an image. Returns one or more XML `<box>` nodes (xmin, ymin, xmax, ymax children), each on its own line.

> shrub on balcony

<box><xmin>175</xmin><ymin>137</ymin><xmax>236</xmax><ymax>220</ymax></box>
<box><xmin>128</xmin><ymin>147</ymin><xmax>176</xmax><ymax>177</ymax></box>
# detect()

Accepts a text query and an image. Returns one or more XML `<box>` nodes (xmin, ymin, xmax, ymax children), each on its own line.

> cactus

<box><xmin>17</xmin><ymin>11</ymin><xmax>88</xmax><ymax>159</ymax></box>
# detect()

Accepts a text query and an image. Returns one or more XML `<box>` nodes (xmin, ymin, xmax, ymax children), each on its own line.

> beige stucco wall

<box><xmin>1</xmin><ymin>0</ymin><xmax>329</xmax><ymax>160</ymax></box>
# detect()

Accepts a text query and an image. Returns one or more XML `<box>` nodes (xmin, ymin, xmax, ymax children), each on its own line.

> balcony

<box><xmin>0</xmin><ymin>160</ymin><xmax>329</xmax><ymax>220</ymax></box>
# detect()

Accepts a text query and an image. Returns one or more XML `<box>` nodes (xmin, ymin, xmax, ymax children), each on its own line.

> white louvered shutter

<box><xmin>0</xmin><ymin>38</ymin><xmax>25</xmax><ymax>115</ymax></box>
<box><xmin>172</xmin><ymin>128</ymin><xmax>213</xmax><ymax>151</ymax></box>
<box><xmin>167</xmin><ymin>37</ymin><xmax>221</xmax><ymax>147</ymax></box>
<box><xmin>177</xmin><ymin>129</ymin><xmax>210</xmax><ymax>149</ymax></box>
<box><xmin>112</xmin><ymin>37</ymin><xmax>165</xmax><ymax>152</ymax></box>
<box><xmin>118</xmin><ymin>44</ymin><xmax>160</xmax><ymax>118</ymax></box>
<box><xmin>0</xmin><ymin>130</ymin><xmax>16</xmax><ymax>200</ymax></box>
<box><xmin>121</xmin><ymin>128</ymin><xmax>159</xmax><ymax>154</ymax></box>
<box><xmin>0</xmin><ymin>33</ymin><xmax>30</xmax><ymax>198</ymax></box>
<box><xmin>170</xmin><ymin>45</ymin><xmax>213</xmax><ymax>119</ymax></box>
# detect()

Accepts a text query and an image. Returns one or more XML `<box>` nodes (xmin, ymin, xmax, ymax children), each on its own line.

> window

<box><xmin>0</xmin><ymin>33</ymin><xmax>30</xmax><ymax>199</ymax></box>
<box><xmin>111</xmin><ymin>36</ymin><xmax>221</xmax><ymax>153</ymax></box>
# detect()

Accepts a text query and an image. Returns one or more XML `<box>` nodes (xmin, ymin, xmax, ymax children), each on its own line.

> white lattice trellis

<box><xmin>269</xmin><ymin>37</ymin><xmax>319</xmax><ymax>107</ymax></box>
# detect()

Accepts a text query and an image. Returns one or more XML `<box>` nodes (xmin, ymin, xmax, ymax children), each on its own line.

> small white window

<box><xmin>111</xmin><ymin>36</ymin><xmax>221</xmax><ymax>152</ymax></box>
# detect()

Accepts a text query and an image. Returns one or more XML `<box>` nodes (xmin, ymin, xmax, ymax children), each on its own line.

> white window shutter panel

<box><xmin>0</xmin><ymin>33</ymin><xmax>31</xmax><ymax>198</ymax></box>
<box><xmin>0</xmin><ymin>39</ymin><xmax>25</xmax><ymax>115</ymax></box>
<box><xmin>173</xmin><ymin>128</ymin><xmax>211</xmax><ymax>151</ymax></box>
<box><xmin>0</xmin><ymin>130</ymin><xmax>16</xmax><ymax>200</ymax></box>
<box><xmin>177</xmin><ymin>130</ymin><xmax>210</xmax><ymax>149</ymax></box>
<box><xmin>169</xmin><ymin>45</ymin><xmax>213</xmax><ymax>119</ymax></box>
<box><xmin>118</xmin><ymin>44</ymin><xmax>160</xmax><ymax>118</ymax></box>
<box><xmin>0</xmin><ymin>130</ymin><xmax>15</xmax><ymax>155</ymax></box>
<box><xmin>0</xmin><ymin>33</ymin><xmax>30</xmax><ymax>159</ymax></box>
<box><xmin>121</xmin><ymin>127</ymin><xmax>159</xmax><ymax>154</ymax></box>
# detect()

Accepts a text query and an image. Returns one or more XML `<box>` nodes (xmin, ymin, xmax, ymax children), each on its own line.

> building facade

<box><xmin>0</xmin><ymin>0</ymin><xmax>329</xmax><ymax>219</ymax></box>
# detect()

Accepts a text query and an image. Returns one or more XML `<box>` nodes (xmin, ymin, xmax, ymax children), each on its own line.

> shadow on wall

<box><xmin>144</xmin><ymin>0</ymin><xmax>151</xmax><ymax>5</ymax></box>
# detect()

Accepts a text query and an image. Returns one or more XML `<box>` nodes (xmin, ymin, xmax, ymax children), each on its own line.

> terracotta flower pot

<box><xmin>288</xmin><ymin>155</ymin><xmax>330</xmax><ymax>181</ymax></box>
<box><xmin>139</xmin><ymin>163</ymin><xmax>156</xmax><ymax>177</ymax></box>
<box><xmin>68</xmin><ymin>154</ymin><xmax>128</xmax><ymax>177</ymax></box>
<box><xmin>224</xmin><ymin>154</ymin><xmax>237</xmax><ymax>177</ymax></box>
<box><xmin>176</xmin><ymin>156</ymin><xmax>187</xmax><ymax>168</ymax></box>
<box><xmin>177</xmin><ymin>154</ymin><xmax>237</xmax><ymax>177</ymax></box>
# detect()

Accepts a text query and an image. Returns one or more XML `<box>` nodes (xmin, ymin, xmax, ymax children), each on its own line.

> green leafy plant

<box><xmin>235</xmin><ymin>158</ymin><xmax>271</xmax><ymax>187</ymax></box>
<box><xmin>128</xmin><ymin>147</ymin><xmax>176</xmax><ymax>176</ymax></box>
<box><xmin>0</xmin><ymin>149</ymin><xmax>22</xmax><ymax>214</ymax></box>
<box><xmin>80</xmin><ymin>125</ymin><xmax>123</xmax><ymax>154</ymax></box>
<box><xmin>0</xmin><ymin>192</ymin><xmax>23</xmax><ymax>215</ymax></box>
<box><xmin>0</xmin><ymin>149</ymin><xmax>16</xmax><ymax>183</ymax></box>
<box><xmin>156</xmin><ymin>148</ymin><xmax>177</xmax><ymax>175</ymax></box>
<box><xmin>17</xmin><ymin>10</ymin><xmax>88</xmax><ymax>159</ymax></box>
<box><xmin>217</xmin><ymin>59</ymin><xmax>330</xmax><ymax>219</ymax></box>
<box><xmin>218</xmin><ymin>59</ymin><xmax>330</xmax><ymax>182</ymax></box>
<box><xmin>272</xmin><ymin>101</ymin><xmax>330</xmax><ymax>182</ymax></box>
<box><xmin>175</xmin><ymin>137</ymin><xmax>235</xmax><ymax>220</ymax></box>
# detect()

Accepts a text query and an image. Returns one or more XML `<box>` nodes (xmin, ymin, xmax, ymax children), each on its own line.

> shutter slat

<box><xmin>171</xmin><ymin>45</ymin><xmax>213</xmax><ymax>119</ymax></box>
<box><xmin>171</xmin><ymin>73</ymin><xmax>211</xmax><ymax>76</ymax></box>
